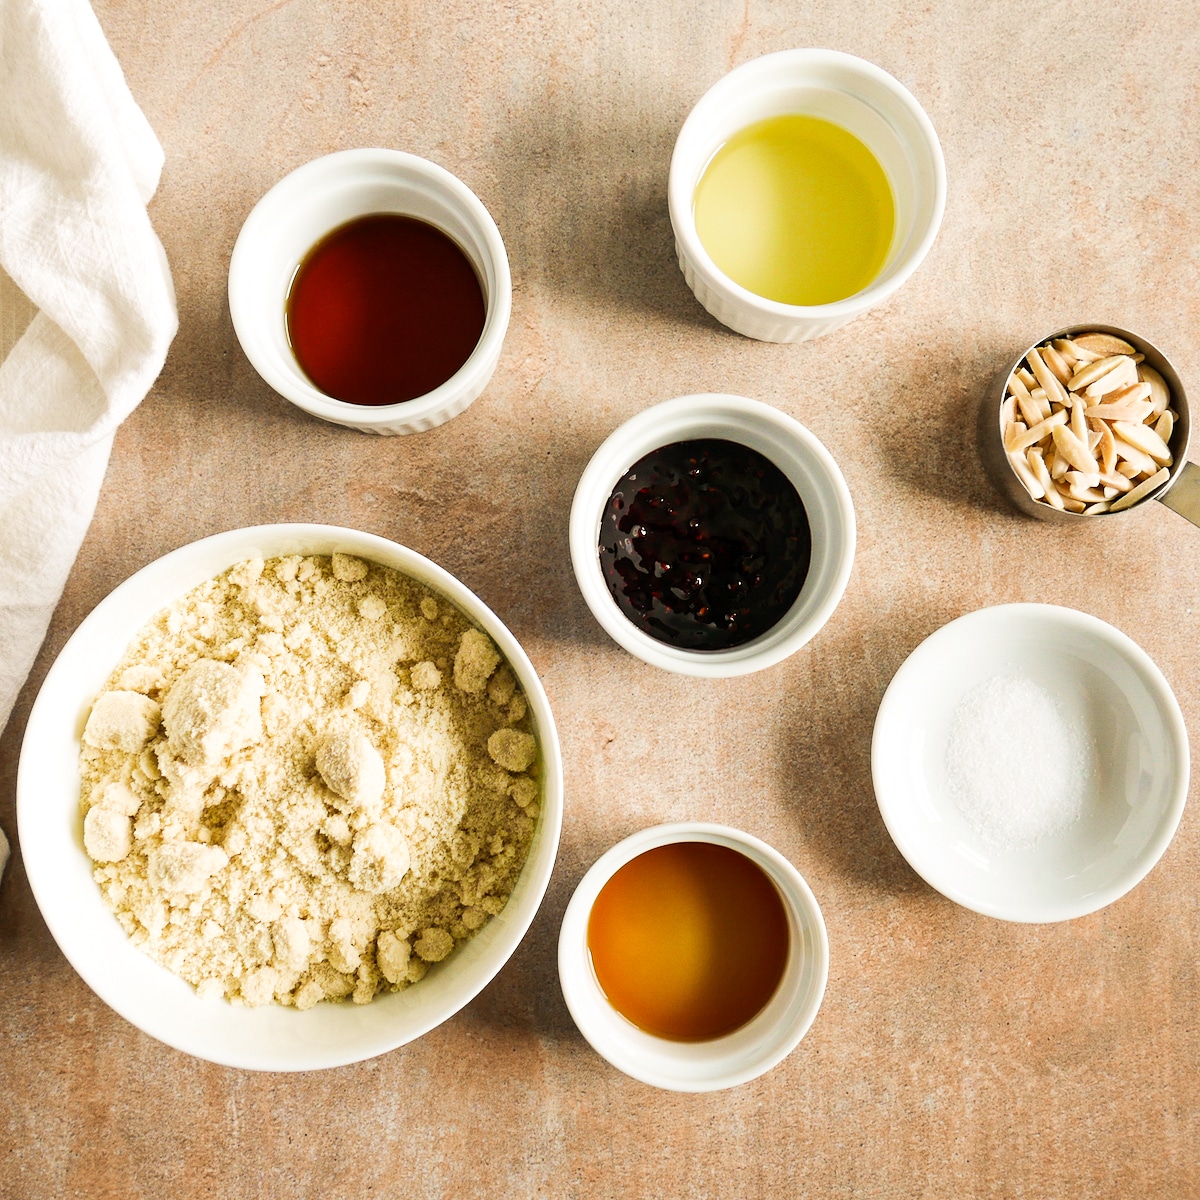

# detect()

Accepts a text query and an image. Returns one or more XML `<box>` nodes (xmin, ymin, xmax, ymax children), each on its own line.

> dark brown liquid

<box><xmin>587</xmin><ymin>842</ymin><xmax>790</xmax><ymax>1041</ymax></box>
<box><xmin>286</xmin><ymin>214</ymin><xmax>486</xmax><ymax>406</ymax></box>
<box><xmin>598</xmin><ymin>438</ymin><xmax>811</xmax><ymax>650</ymax></box>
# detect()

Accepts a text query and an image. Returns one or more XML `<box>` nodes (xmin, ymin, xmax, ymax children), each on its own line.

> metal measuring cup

<box><xmin>978</xmin><ymin>324</ymin><xmax>1200</xmax><ymax>525</ymax></box>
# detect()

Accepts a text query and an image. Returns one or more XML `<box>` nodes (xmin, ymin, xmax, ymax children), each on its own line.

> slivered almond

<box><xmin>1071</xmin><ymin>396</ymin><xmax>1089</xmax><ymax>443</ymax></box>
<box><xmin>1016</xmin><ymin>367</ymin><xmax>1037</xmax><ymax>390</ymax></box>
<box><xmin>1106</xmin><ymin>382</ymin><xmax>1151</xmax><ymax>406</ymax></box>
<box><xmin>1087</xmin><ymin>429</ymin><xmax>1102</xmax><ymax>452</ymax></box>
<box><xmin>1065</xmin><ymin>477</ymin><xmax>1105</xmax><ymax>502</ymax></box>
<box><xmin>1113</xmin><ymin>420</ymin><xmax>1172</xmax><ymax>464</ymax></box>
<box><xmin>1051</xmin><ymin>339</ymin><xmax>1081</xmax><ymax>364</ymax></box>
<box><xmin>1098</xmin><ymin>423</ymin><xmax>1116</xmax><ymax>474</ymax></box>
<box><xmin>1052</xmin><ymin>424</ymin><xmax>1099</xmax><ymax>472</ymax></box>
<box><xmin>1058</xmin><ymin>492</ymin><xmax>1087</xmax><ymax>513</ymax></box>
<box><xmin>1027</xmin><ymin>448</ymin><xmax>1058</xmax><ymax>503</ymax></box>
<box><xmin>1103</xmin><ymin>487</ymin><xmax>1119</xmax><ymax>499</ymax></box>
<box><xmin>1059</xmin><ymin>338</ymin><xmax>1102</xmax><ymax>363</ymax></box>
<box><xmin>1138</xmin><ymin>364</ymin><xmax>1170</xmax><ymax>415</ymax></box>
<box><xmin>1083</xmin><ymin>358</ymin><xmax>1138</xmax><ymax>397</ymax></box>
<box><xmin>1084</xmin><ymin>502</ymin><xmax>1110</xmax><ymax>514</ymax></box>
<box><xmin>1109</xmin><ymin>467</ymin><xmax>1169</xmax><ymax>512</ymax></box>
<box><xmin>1084</xmin><ymin>400</ymin><xmax>1154</xmax><ymax>423</ymax></box>
<box><xmin>1016</xmin><ymin>391</ymin><xmax>1044</xmax><ymax>428</ymax></box>
<box><xmin>1065</xmin><ymin>471</ymin><xmax>1100</xmax><ymax>489</ymax></box>
<box><xmin>1098</xmin><ymin>471</ymin><xmax>1132</xmax><ymax>493</ymax></box>
<box><xmin>1001</xmin><ymin>395</ymin><xmax>1016</xmax><ymax>430</ymax></box>
<box><xmin>1074</xmin><ymin>332</ymin><xmax>1136</xmax><ymax>356</ymax></box>
<box><xmin>1116</xmin><ymin>461</ymin><xmax>1140</xmax><ymax>478</ymax></box>
<box><xmin>1009</xmin><ymin>410</ymin><xmax>1067</xmax><ymax>451</ymax></box>
<box><xmin>1050</xmin><ymin>449</ymin><xmax>1069</xmax><ymax>479</ymax></box>
<box><xmin>1008</xmin><ymin>451</ymin><xmax>1045</xmax><ymax>500</ymax></box>
<box><xmin>1004</xmin><ymin>420</ymin><xmax>1027</xmax><ymax>451</ymax></box>
<box><xmin>1111</xmin><ymin>437</ymin><xmax>1158</xmax><ymax>475</ymax></box>
<box><xmin>1069</xmin><ymin>355</ymin><xmax>1126</xmax><ymax>390</ymax></box>
<box><xmin>1042</xmin><ymin>343</ymin><xmax>1073</xmax><ymax>386</ymax></box>
<box><xmin>1028</xmin><ymin>347</ymin><xmax>1068</xmax><ymax>403</ymax></box>
<box><xmin>1154</xmin><ymin>410</ymin><xmax>1174</xmax><ymax>443</ymax></box>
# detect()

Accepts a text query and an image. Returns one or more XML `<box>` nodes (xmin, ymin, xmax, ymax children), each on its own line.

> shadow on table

<box><xmin>465</xmin><ymin>869</ymin><xmax>582</xmax><ymax>1041</ymax></box>
<box><xmin>870</xmin><ymin>329</ymin><xmax>1018</xmax><ymax>520</ymax></box>
<box><xmin>490</xmin><ymin>81</ymin><xmax>727</xmax><ymax>336</ymax></box>
<box><xmin>774</xmin><ymin>606</ymin><xmax>960</xmax><ymax>898</ymax></box>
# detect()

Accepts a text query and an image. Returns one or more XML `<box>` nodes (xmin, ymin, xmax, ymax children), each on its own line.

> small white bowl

<box><xmin>669</xmin><ymin>49</ymin><xmax>946</xmax><ymax>342</ymax></box>
<box><xmin>558</xmin><ymin>823</ymin><xmax>829</xmax><ymax>1092</ymax></box>
<box><xmin>569</xmin><ymin>394</ymin><xmax>856</xmax><ymax>676</ymax></box>
<box><xmin>228</xmin><ymin>149</ymin><xmax>512</xmax><ymax>435</ymax></box>
<box><xmin>17</xmin><ymin>524</ymin><xmax>562</xmax><ymax>1070</ymax></box>
<box><xmin>872</xmin><ymin>604</ymin><xmax>1189</xmax><ymax>923</ymax></box>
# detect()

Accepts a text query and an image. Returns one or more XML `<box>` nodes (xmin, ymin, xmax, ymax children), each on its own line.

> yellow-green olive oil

<box><xmin>693</xmin><ymin>114</ymin><xmax>895</xmax><ymax>306</ymax></box>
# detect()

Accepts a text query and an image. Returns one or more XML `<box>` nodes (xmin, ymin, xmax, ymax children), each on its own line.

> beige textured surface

<box><xmin>2</xmin><ymin>2</ymin><xmax>1199</xmax><ymax>1196</ymax></box>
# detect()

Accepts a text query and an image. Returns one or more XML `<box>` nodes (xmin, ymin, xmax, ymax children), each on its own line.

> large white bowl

<box><xmin>17</xmin><ymin>525</ymin><xmax>563</xmax><ymax>1070</ymax></box>
<box><xmin>872</xmin><ymin>604</ymin><xmax>1188</xmax><ymax>923</ymax></box>
<box><xmin>569</xmin><ymin>394</ymin><xmax>856</xmax><ymax>677</ymax></box>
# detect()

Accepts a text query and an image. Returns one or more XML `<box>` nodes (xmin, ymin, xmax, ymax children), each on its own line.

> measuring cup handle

<box><xmin>1159</xmin><ymin>461</ymin><xmax>1200</xmax><ymax>526</ymax></box>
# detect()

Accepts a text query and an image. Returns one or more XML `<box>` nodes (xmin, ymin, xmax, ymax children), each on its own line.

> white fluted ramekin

<box><xmin>569</xmin><ymin>394</ymin><xmax>856</xmax><ymax>677</ymax></box>
<box><xmin>229</xmin><ymin>150</ymin><xmax>511</xmax><ymax>435</ymax></box>
<box><xmin>558</xmin><ymin>822</ymin><xmax>829</xmax><ymax>1092</ymax></box>
<box><xmin>669</xmin><ymin>49</ymin><xmax>945</xmax><ymax>342</ymax></box>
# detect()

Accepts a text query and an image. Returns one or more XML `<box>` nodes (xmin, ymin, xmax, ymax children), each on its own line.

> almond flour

<box><xmin>78</xmin><ymin>553</ymin><xmax>540</xmax><ymax>1008</ymax></box>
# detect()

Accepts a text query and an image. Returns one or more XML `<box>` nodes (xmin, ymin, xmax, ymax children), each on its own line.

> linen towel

<box><xmin>0</xmin><ymin>0</ymin><xmax>176</xmax><ymax>745</ymax></box>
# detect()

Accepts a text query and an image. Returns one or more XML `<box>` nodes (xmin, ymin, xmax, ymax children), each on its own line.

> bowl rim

<box><xmin>871</xmin><ymin>602</ymin><xmax>1190</xmax><ymax>923</ymax></box>
<box><xmin>568</xmin><ymin>393</ymin><xmax>856</xmax><ymax>677</ymax></box>
<box><xmin>16</xmin><ymin>523</ymin><xmax>563</xmax><ymax>1070</ymax></box>
<box><xmin>227</xmin><ymin>148</ymin><xmax>513</xmax><ymax>433</ymax></box>
<box><xmin>668</xmin><ymin>47</ymin><xmax>947</xmax><ymax>323</ymax></box>
<box><xmin>557</xmin><ymin>821</ymin><xmax>829</xmax><ymax>1092</ymax></box>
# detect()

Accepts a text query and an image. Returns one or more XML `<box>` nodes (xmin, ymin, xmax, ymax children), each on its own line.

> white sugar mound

<box><xmin>945</xmin><ymin>675</ymin><xmax>1093</xmax><ymax>849</ymax></box>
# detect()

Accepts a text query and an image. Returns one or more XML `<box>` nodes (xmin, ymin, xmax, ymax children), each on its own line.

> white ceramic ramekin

<box><xmin>17</xmin><ymin>524</ymin><xmax>562</xmax><ymax>1070</ymax></box>
<box><xmin>569</xmin><ymin>394</ymin><xmax>856</xmax><ymax>676</ymax></box>
<box><xmin>558</xmin><ymin>822</ymin><xmax>829</xmax><ymax>1092</ymax></box>
<box><xmin>228</xmin><ymin>150</ymin><xmax>512</xmax><ymax>435</ymax></box>
<box><xmin>669</xmin><ymin>49</ymin><xmax>946</xmax><ymax>342</ymax></box>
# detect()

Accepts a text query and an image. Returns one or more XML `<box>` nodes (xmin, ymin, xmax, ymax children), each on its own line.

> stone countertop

<box><xmin>1</xmin><ymin>2</ymin><xmax>1198</xmax><ymax>1196</ymax></box>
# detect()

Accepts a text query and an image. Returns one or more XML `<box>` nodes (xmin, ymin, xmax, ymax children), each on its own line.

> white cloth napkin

<box><xmin>0</xmin><ymin>0</ymin><xmax>176</xmax><ymax>757</ymax></box>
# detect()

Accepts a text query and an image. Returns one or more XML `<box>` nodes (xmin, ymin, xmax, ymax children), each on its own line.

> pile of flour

<box><xmin>79</xmin><ymin>553</ymin><xmax>539</xmax><ymax>1008</ymax></box>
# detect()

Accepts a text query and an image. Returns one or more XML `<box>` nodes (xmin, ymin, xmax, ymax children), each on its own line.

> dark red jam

<box><xmin>598</xmin><ymin>438</ymin><xmax>811</xmax><ymax>650</ymax></box>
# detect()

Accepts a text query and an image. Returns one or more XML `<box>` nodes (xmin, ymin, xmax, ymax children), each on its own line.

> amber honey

<box><xmin>587</xmin><ymin>841</ymin><xmax>789</xmax><ymax>1041</ymax></box>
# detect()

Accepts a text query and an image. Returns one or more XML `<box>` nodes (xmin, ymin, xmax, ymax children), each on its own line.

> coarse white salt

<box><xmin>945</xmin><ymin>674</ymin><xmax>1093</xmax><ymax>849</ymax></box>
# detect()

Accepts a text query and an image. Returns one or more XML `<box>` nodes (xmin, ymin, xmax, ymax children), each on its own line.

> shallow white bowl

<box><xmin>872</xmin><ymin>604</ymin><xmax>1188</xmax><ymax>923</ymax></box>
<box><xmin>228</xmin><ymin>149</ymin><xmax>511</xmax><ymax>435</ymax></box>
<box><xmin>17</xmin><ymin>524</ymin><xmax>563</xmax><ymax>1070</ymax></box>
<box><xmin>669</xmin><ymin>49</ymin><xmax>946</xmax><ymax>342</ymax></box>
<box><xmin>569</xmin><ymin>394</ymin><xmax>855</xmax><ymax>676</ymax></box>
<box><xmin>558</xmin><ymin>823</ymin><xmax>829</xmax><ymax>1092</ymax></box>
